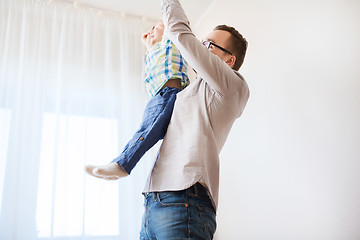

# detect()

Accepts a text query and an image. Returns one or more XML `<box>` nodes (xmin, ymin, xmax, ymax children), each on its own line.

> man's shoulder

<box><xmin>233</xmin><ymin>70</ymin><xmax>246</xmax><ymax>82</ymax></box>
<box><xmin>233</xmin><ymin>70</ymin><xmax>249</xmax><ymax>90</ymax></box>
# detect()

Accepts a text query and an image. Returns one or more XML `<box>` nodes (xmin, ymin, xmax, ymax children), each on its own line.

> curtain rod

<box><xmin>38</xmin><ymin>0</ymin><xmax>159</xmax><ymax>22</ymax></box>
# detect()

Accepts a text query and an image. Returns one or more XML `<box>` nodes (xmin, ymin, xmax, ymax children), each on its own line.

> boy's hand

<box><xmin>142</xmin><ymin>31</ymin><xmax>152</xmax><ymax>50</ymax></box>
<box><xmin>141</xmin><ymin>22</ymin><xmax>164</xmax><ymax>51</ymax></box>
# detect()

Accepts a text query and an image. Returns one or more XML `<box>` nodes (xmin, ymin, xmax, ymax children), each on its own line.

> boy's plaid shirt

<box><xmin>144</xmin><ymin>38</ymin><xmax>190</xmax><ymax>98</ymax></box>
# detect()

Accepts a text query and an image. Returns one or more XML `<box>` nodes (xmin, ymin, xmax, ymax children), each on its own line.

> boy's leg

<box><xmin>86</xmin><ymin>87</ymin><xmax>180</xmax><ymax>179</ymax></box>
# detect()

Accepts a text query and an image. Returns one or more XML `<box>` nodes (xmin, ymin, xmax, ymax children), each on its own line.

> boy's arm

<box><xmin>161</xmin><ymin>0</ymin><xmax>245</xmax><ymax>96</ymax></box>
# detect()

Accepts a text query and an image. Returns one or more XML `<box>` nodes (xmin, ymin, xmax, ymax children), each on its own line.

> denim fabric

<box><xmin>112</xmin><ymin>86</ymin><xmax>180</xmax><ymax>174</ymax></box>
<box><xmin>140</xmin><ymin>183</ymin><xmax>217</xmax><ymax>240</ymax></box>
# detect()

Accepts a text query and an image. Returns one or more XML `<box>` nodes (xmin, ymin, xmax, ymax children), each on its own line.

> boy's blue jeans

<box><xmin>140</xmin><ymin>183</ymin><xmax>217</xmax><ymax>240</ymax></box>
<box><xmin>112</xmin><ymin>86</ymin><xmax>181</xmax><ymax>174</ymax></box>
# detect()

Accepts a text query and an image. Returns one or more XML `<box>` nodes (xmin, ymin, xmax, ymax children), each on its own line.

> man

<box><xmin>139</xmin><ymin>0</ymin><xmax>249</xmax><ymax>239</ymax></box>
<box><xmin>90</xmin><ymin>0</ymin><xmax>249</xmax><ymax>239</ymax></box>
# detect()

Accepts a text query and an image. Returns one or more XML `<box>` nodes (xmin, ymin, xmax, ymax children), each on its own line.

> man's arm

<box><xmin>161</xmin><ymin>0</ymin><xmax>246</xmax><ymax>96</ymax></box>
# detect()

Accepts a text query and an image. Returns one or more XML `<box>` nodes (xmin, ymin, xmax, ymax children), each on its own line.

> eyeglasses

<box><xmin>202</xmin><ymin>40</ymin><xmax>233</xmax><ymax>55</ymax></box>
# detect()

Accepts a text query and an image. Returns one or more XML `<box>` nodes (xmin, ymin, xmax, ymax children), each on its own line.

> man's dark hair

<box><xmin>214</xmin><ymin>25</ymin><xmax>248</xmax><ymax>71</ymax></box>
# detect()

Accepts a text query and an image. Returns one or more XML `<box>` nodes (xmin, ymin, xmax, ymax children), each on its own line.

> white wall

<box><xmin>193</xmin><ymin>0</ymin><xmax>360</xmax><ymax>239</ymax></box>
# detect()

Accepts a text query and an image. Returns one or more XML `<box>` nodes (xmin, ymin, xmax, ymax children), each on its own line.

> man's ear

<box><xmin>226</xmin><ymin>55</ymin><xmax>236</xmax><ymax>68</ymax></box>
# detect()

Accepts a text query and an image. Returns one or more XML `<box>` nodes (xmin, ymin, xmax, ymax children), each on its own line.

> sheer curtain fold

<box><xmin>0</xmin><ymin>0</ymin><xmax>156</xmax><ymax>239</ymax></box>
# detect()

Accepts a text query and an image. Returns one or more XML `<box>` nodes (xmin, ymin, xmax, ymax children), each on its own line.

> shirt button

<box><xmin>139</xmin><ymin>137</ymin><xmax>144</xmax><ymax>141</ymax></box>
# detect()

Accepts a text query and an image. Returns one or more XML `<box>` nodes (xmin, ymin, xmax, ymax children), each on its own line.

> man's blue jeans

<box><xmin>112</xmin><ymin>86</ymin><xmax>180</xmax><ymax>174</ymax></box>
<box><xmin>140</xmin><ymin>183</ymin><xmax>217</xmax><ymax>240</ymax></box>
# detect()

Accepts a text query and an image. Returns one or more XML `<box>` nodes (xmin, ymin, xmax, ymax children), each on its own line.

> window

<box><xmin>36</xmin><ymin>113</ymin><xmax>120</xmax><ymax>238</ymax></box>
<box><xmin>0</xmin><ymin>108</ymin><xmax>11</xmax><ymax>215</ymax></box>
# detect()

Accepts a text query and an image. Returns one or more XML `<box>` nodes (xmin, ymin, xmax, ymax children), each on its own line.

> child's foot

<box><xmin>94</xmin><ymin>163</ymin><xmax>129</xmax><ymax>178</ymax></box>
<box><xmin>85</xmin><ymin>163</ymin><xmax>129</xmax><ymax>180</ymax></box>
<box><xmin>85</xmin><ymin>165</ymin><xmax>120</xmax><ymax>180</ymax></box>
<box><xmin>85</xmin><ymin>165</ymin><xmax>103</xmax><ymax>179</ymax></box>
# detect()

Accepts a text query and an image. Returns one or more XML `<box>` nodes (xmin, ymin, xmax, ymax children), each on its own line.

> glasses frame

<box><xmin>202</xmin><ymin>40</ymin><xmax>233</xmax><ymax>55</ymax></box>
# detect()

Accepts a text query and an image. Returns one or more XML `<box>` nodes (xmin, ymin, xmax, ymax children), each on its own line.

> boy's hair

<box><xmin>214</xmin><ymin>25</ymin><xmax>248</xmax><ymax>71</ymax></box>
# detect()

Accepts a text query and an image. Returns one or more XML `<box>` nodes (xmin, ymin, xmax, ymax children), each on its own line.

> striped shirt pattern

<box><xmin>144</xmin><ymin>38</ymin><xmax>189</xmax><ymax>98</ymax></box>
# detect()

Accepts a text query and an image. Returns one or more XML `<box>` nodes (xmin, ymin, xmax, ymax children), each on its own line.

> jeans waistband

<box><xmin>156</xmin><ymin>85</ymin><xmax>181</xmax><ymax>96</ymax></box>
<box><xmin>186</xmin><ymin>182</ymin><xmax>208</xmax><ymax>196</ymax></box>
<box><xmin>143</xmin><ymin>182</ymin><xmax>208</xmax><ymax>198</ymax></box>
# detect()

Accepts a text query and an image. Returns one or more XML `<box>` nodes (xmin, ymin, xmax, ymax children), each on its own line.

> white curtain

<box><xmin>0</xmin><ymin>0</ymin><xmax>157</xmax><ymax>239</ymax></box>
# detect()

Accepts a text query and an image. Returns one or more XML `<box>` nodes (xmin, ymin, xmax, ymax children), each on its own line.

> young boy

<box><xmin>85</xmin><ymin>22</ymin><xmax>189</xmax><ymax>180</ymax></box>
